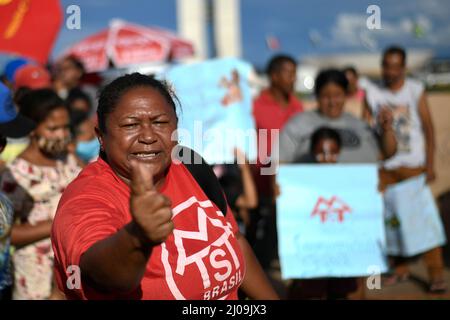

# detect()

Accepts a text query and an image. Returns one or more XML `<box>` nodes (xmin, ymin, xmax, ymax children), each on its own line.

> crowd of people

<box><xmin>0</xmin><ymin>44</ymin><xmax>447</xmax><ymax>300</ymax></box>
<box><xmin>0</xmin><ymin>56</ymin><xmax>97</xmax><ymax>299</ymax></box>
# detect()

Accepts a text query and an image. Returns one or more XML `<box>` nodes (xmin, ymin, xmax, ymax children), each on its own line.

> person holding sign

<box><xmin>287</xmin><ymin>127</ymin><xmax>360</xmax><ymax>300</ymax></box>
<box><xmin>278</xmin><ymin>70</ymin><xmax>396</xmax><ymax>299</ymax></box>
<box><xmin>51</xmin><ymin>73</ymin><xmax>278</xmax><ymax>300</ymax></box>
<box><xmin>365</xmin><ymin>46</ymin><xmax>447</xmax><ymax>293</ymax></box>
<box><xmin>295</xmin><ymin>127</ymin><xmax>341</xmax><ymax>164</ymax></box>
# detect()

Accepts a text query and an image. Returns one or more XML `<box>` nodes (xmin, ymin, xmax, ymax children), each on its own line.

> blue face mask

<box><xmin>76</xmin><ymin>138</ymin><xmax>100</xmax><ymax>163</ymax></box>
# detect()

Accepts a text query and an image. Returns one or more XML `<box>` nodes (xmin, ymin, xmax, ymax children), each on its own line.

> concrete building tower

<box><xmin>213</xmin><ymin>0</ymin><xmax>242</xmax><ymax>58</ymax></box>
<box><xmin>176</xmin><ymin>0</ymin><xmax>242</xmax><ymax>61</ymax></box>
<box><xmin>176</xmin><ymin>0</ymin><xmax>208</xmax><ymax>62</ymax></box>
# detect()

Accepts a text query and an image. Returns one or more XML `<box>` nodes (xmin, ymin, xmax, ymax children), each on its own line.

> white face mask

<box><xmin>36</xmin><ymin>135</ymin><xmax>71</xmax><ymax>157</ymax></box>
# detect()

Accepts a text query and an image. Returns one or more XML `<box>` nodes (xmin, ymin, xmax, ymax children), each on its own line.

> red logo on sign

<box><xmin>311</xmin><ymin>196</ymin><xmax>352</xmax><ymax>223</ymax></box>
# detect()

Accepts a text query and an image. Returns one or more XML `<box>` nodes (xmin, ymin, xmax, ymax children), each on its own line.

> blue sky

<box><xmin>2</xmin><ymin>0</ymin><xmax>450</xmax><ymax>70</ymax></box>
<box><xmin>241</xmin><ymin>0</ymin><xmax>450</xmax><ymax>65</ymax></box>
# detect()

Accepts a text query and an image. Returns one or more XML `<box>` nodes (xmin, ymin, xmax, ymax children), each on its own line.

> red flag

<box><xmin>0</xmin><ymin>0</ymin><xmax>63</xmax><ymax>64</ymax></box>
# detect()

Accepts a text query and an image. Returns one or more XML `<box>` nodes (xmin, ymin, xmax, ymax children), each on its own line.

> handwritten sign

<box><xmin>165</xmin><ymin>58</ymin><xmax>257</xmax><ymax>164</ymax></box>
<box><xmin>276</xmin><ymin>164</ymin><xmax>388</xmax><ymax>279</ymax></box>
<box><xmin>384</xmin><ymin>174</ymin><xmax>447</xmax><ymax>257</ymax></box>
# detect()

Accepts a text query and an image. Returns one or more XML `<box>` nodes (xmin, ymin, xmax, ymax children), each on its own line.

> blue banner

<box><xmin>165</xmin><ymin>58</ymin><xmax>257</xmax><ymax>164</ymax></box>
<box><xmin>277</xmin><ymin>164</ymin><xmax>388</xmax><ymax>279</ymax></box>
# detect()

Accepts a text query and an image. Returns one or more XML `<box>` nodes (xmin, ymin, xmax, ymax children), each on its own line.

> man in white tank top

<box><xmin>364</xmin><ymin>46</ymin><xmax>447</xmax><ymax>294</ymax></box>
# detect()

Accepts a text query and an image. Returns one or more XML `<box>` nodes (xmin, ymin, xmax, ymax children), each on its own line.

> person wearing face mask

<box><xmin>66</xmin><ymin>89</ymin><xmax>100</xmax><ymax>164</ymax></box>
<box><xmin>0</xmin><ymin>82</ymin><xmax>36</xmax><ymax>300</ymax></box>
<box><xmin>73</xmin><ymin>122</ymin><xmax>100</xmax><ymax>164</ymax></box>
<box><xmin>279</xmin><ymin>69</ymin><xmax>397</xmax><ymax>165</ymax></box>
<box><xmin>0</xmin><ymin>89</ymin><xmax>81</xmax><ymax>300</ymax></box>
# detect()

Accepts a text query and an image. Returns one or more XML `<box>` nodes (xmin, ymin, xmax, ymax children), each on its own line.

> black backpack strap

<box><xmin>175</xmin><ymin>146</ymin><xmax>228</xmax><ymax>216</ymax></box>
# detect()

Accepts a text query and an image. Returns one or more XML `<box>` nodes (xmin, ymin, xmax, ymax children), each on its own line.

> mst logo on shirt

<box><xmin>161</xmin><ymin>196</ymin><xmax>244</xmax><ymax>300</ymax></box>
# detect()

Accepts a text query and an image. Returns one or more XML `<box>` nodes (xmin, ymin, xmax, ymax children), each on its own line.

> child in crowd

<box><xmin>288</xmin><ymin>127</ymin><xmax>360</xmax><ymax>300</ymax></box>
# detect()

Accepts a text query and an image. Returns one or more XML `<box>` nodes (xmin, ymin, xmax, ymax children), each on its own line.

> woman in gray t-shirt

<box><xmin>279</xmin><ymin>69</ymin><xmax>396</xmax><ymax>164</ymax></box>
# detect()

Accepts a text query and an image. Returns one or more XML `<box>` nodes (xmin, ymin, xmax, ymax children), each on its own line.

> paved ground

<box><xmin>265</xmin><ymin>258</ymin><xmax>450</xmax><ymax>300</ymax></box>
<box><xmin>363</xmin><ymin>260</ymin><xmax>450</xmax><ymax>300</ymax></box>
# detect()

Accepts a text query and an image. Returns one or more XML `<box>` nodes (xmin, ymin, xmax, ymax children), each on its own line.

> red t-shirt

<box><xmin>51</xmin><ymin>158</ymin><xmax>245</xmax><ymax>300</ymax></box>
<box><xmin>252</xmin><ymin>89</ymin><xmax>303</xmax><ymax>195</ymax></box>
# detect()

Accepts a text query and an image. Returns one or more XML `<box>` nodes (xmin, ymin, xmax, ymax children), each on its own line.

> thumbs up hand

<box><xmin>129</xmin><ymin>159</ymin><xmax>174</xmax><ymax>246</ymax></box>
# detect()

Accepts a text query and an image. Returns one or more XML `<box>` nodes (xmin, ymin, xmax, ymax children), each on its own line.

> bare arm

<box><xmin>418</xmin><ymin>92</ymin><xmax>436</xmax><ymax>182</ymax></box>
<box><xmin>79</xmin><ymin>160</ymin><xmax>173</xmax><ymax>294</ymax></box>
<box><xmin>235</xmin><ymin>151</ymin><xmax>258</xmax><ymax>227</ymax></box>
<box><xmin>365</xmin><ymin>97</ymin><xmax>397</xmax><ymax>160</ymax></box>
<box><xmin>236</xmin><ymin>232</ymin><xmax>279</xmax><ymax>300</ymax></box>
<box><xmin>235</xmin><ymin>161</ymin><xmax>258</xmax><ymax>210</ymax></box>
<box><xmin>0</xmin><ymin>159</ymin><xmax>6</xmax><ymax>173</ymax></box>
<box><xmin>362</xmin><ymin>98</ymin><xmax>374</xmax><ymax>126</ymax></box>
<box><xmin>11</xmin><ymin>220</ymin><xmax>53</xmax><ymax>247</ymax></box>
<box><xmin>377</xmin><ymin>108</ymin><xmax>397</xmax><ymax>160</ymax></box>
<box><xmin>79</xmin><ymin>222</ymin><xmax>153</xmax><ymax>293</ymax></box>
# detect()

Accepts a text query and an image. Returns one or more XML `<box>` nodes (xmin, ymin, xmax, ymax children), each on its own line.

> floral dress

<box><xmin>0</xmin><ymin>192</ymin><xmax>13</xmax><ymax>293</ymax></box>
<box><xmin>0</xmin><ymin>155</ymin><xmax>81</xmax><ymax>300</ymax></box>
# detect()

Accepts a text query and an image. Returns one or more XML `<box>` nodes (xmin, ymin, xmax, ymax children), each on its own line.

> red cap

<box><xmin>14</xmin><ymin>64</ymin><xmax>52</xmax><ymax>90</ymax></box>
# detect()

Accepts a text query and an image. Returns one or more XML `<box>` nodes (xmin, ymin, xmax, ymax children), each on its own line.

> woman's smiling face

<box><xmin>98</xmin><ymin>86</ymin><xmax>178</xmax><ymax>186</ymax></box>
<box><xmin>317</xmin><ymin>82</ymin><xmax>346</xmax><ymax>119</ymax></box>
